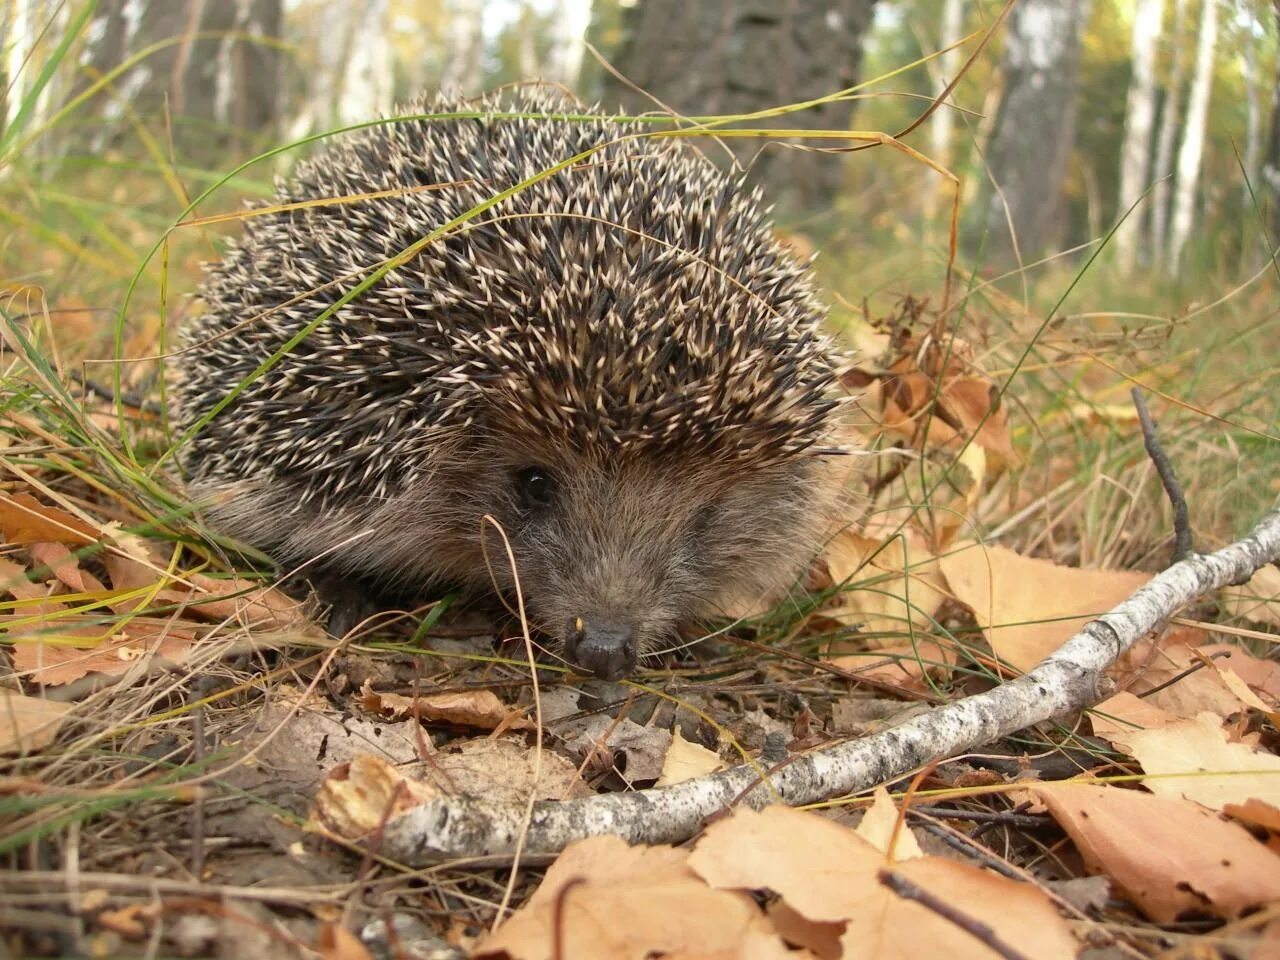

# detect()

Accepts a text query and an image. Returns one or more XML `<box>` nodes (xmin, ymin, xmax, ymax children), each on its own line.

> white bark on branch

<box><xmin>353</xmin><ymin>510</ymin><xmax>1280</xmax><ymax>866</ymax></box>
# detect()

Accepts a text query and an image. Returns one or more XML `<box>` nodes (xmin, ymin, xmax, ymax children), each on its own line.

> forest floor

<box><xmin>2</xmin><ymin>127</ymin><xmax>1280</xmax><ymax>958</ymax></box>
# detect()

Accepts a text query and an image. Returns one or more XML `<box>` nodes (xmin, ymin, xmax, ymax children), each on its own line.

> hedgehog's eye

<box><xmin>515</xmin><ymin>466</ymin><xmax>557</xmax><ymax>511</ymax></box>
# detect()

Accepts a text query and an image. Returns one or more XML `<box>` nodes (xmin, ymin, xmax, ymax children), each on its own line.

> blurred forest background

<box><xmin>1</xmin><ymin>0</ymin><xmax>1277</xmax><ymax>542</ymax></box>
<box><xmin>3</xmin><ymin>0</ymin><xmax>1276</xmax><ymax>285</ymax></box>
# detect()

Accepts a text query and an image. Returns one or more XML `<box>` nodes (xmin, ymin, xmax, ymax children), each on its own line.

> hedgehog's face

<box><xmin>472</xmin><ymin>446</ymin><xmax>835</xmax><ymax>679</ymax></box>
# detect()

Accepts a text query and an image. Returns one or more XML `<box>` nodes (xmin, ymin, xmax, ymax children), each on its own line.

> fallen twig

<box><xmin>325</xmin><ymin>509</ymin><xmax>1280</xmax><ymax>865</ymax></box>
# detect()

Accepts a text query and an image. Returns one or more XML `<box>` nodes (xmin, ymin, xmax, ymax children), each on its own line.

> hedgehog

<box><xmin>172</xmin><ymin>91</ymin><xmax>849</xmax><ymax>679</ymax></box>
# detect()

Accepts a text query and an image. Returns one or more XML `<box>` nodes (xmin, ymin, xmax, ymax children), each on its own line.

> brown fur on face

<box><xmin>471</xmin><ymin>444</ymin><xmax>843</xmax><ymax>674</ymax></box>
<box><xmin>194</xmin><ymin>431</ymin><xmax>844</xmax><ymax>677</ymax></box>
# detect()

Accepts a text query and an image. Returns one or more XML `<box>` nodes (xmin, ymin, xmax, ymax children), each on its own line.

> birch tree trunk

<box><xmin>1239</xmin><ymin>17</ymin><xmax>1263</xmax><ymax>273</ymax></box>
<box><xmin>1115</xmin><ymin>0</ymin><xmax>1166</xmax><ymax>274</ymax></box>
<box><xmin>1168</xmin><ymin>0</ymin><xmax>1218</xmax><ymax>272</ymax></box>
<box><xmin>515</xmin><ymin>4</ymin><xmax>539</xmax><ymax>81</ymax></box>
<box><xmin>287</xmin><ymin>0</ymin><xmax>395</xmax><ymax>139</ymax></box>
<box><xmin>1241</xmin><ymin>18</ymin><xmax>1262</xmax><ymax>218</ymax></box>
<box><xmin>2</xmin><ymin>0</ymin><xmax>38</xmax><ymax>136</ymax></box>
<box><xmin>545</xmin><ymin>0</ymin><xmax>593</xmax><ymax>90</ymax></box>
<box><xmin>1149</xmin><ymin>0</ymin><xmax>1190</xmax><ymax>262</ymax></box>
<box><xmin>925</xmin><ymin>0</ymin><xmax>966</xmax><ymax>224</ymax></box>
<box><xmin>440</xmin><ymin>0</ymin><xmax>486</xmax><ymax>96</ymax></box>
<box><xmin>78</xmin><ymin>0</ymin><xmax>282</xmax><ymax>153</ymax></box>
<box><xmin>2</xmin><ymin>0</ymin><xmax>72</xmax><ymax>155</ymax></box>
<box><xmin>286</xmin><ymin>4</ymin><xmax>349</xmax><ymax>141</ymax></box>
<box><xmin>966</xmin><ymin>0</ymin><xmax>1087</xmax><ymax>267</ymax></box>
<box><xmin>1265</xmin><ymin>1</ymin><xmax>1280</xmax><ymax>245</ymax></box>
<box><xmin>601</xmin><ymin>0</ymin><xmax>879</xmax><ymax>218</ymax></box>
<box><xmin>335</xmin><ymin>0</ymin><xmax>393</xmax><ymax>124</ymax></box>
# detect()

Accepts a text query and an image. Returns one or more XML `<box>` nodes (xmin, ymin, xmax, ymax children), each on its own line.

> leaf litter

<box><xmin>5</xmin><ymin>293</ymin><xmax>1279</xmax><ymax>958</ymax></box>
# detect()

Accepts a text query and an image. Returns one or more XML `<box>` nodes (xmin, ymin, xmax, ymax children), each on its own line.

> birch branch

<box><xmin>315</xmin><ymin>509</ymin><xmax>1280</xmax><ymax>866</ymax></box>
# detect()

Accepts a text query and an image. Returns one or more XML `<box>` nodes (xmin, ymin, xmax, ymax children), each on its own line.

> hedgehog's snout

<box><xmin>563</xmin><ymin>616</ymin><xmax>637</xmax><ymax>680</ymax></box>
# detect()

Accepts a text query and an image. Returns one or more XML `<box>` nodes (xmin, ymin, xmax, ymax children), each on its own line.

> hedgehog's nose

<box><xmin>564</xmin><ymin>617</ymin><xmax>637</xmax><ymax>680</ymax></box>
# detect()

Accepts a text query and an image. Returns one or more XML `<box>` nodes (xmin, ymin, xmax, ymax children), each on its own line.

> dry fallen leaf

<box><xmin>1127</xmin><ymin>641</ymin><xmax>1260</xmax><ymax>720</ymax></box>
<box><xmin>655</xmin><ymin>727</ymin><xmax>724</xmax><ymax>786</ymax></box>
<box><xmin>1118</xmin><ymin>712</ymin><xmax>1280</xmax><ymax>811</ymax></box>
<box><xmin>1214</xmin><ymin>666</ymin><xmax>1276</xmax><ymax>719</ymax></box>
<box><xmin>477</xmin><ymin>835</ymin><xmax>800</xmax><ymax>960</ymax></box>
<box><xmin>1090</xmin><ymin>690</ymin><xmax>1181</xmax><ymax>745</ymax></box>
<box><xmin>522</xmin><ymin>834</ymin><xmax>697</xmax><ymax>908</ymax></box>
<box><xmin>1034</xmin><ymin>781</ymin><xmax>1280</xmax><ymax>922</ymax></box>
<box><xmin>553</xmin><ymin>714</ymin><xmax>672</xmax><ymax>785</ymax></box>
<box><xmin>423</xmin><ymin>737</ymin><xmax>591</xmax><ymax>801</ymax></box>
<box><xmin>1221</xmin><ymin>564</ymin><xmax>1280</xmax><ymax>628</ymax></box>
<box><xmin>8</xmin><ymin>617</ymin><xmax>199</xmax><ymax>686</ymax></box>
<box><xmin>689</xmin><ymin>805</ymin><xmax>1077</xmax><ymax>960</ymax></box>
<box><xmin>1224</xmin><ymin>797</ymin><xmax>1280</xmax><ymax>834</ymax></box>
<box><xmin>823</xmin><ymin>529</ymin><xmax>949</xmax><ymax>636</ymax></box>
<box><xmin>0</xmin><ymin>556</ymin><xmax>63</xmax><ymax>615</ymax></box>
<box><xmin>0</xmin><ymin>493</ymin><xmax>100</xmax><ymax>545</ymax></box>
<box><xmin>1201</xmin><ymin>643</ymin><xmax>1280</xmax><ymax>702</ymax></box>
<box><xmin>358</xmin><ymin>683</ymin><xmax>533</xmax><ymax>731</ymax></box>
<box><xmin>96</xmin><ymin>904</ymin><xmax>156</xmax><ymax>940</ymax></box>
<box><xmin>310</xmin><ymin>754</ymin><xmax>440</xmax><ymax>839</ymax></box>
<box><xmin>28</xmin><ymin>541</ymin><xmax>106</xmax><ymax>593</ymax></box>
<box><xmin>176</xmin><ymin>571</ymin><xmax>303</xmax><ymax>629</ymax></box>
<box><xmin>107</xmin><ymin>550</ymin><xmax>305</xmax><ymax>629</ymax></box>
<box><xmin>248</xmin><ymin>687</ymin><xmax>427</xmax><ymax>796</ymax></box>
<box><xmin>854</xmin><ymin>787</ymin><xmax>924</xmax><ymax>860</ymax></box>
<box><xmin>850</xmin><ymin>332</ymin><xmax>1014</xmax><ymax>465</ymax></box>
<box><xmin>3</xmin><ymin>540</ymin><xmax>308</xmax><ymax>685</ymax></box>
<box><xmin>0</xmin><ymin>689</ymin><xmax>73</xmax><ymax>754</ymax></box>
<box><xmin>1256</xmin><ymin>920</ymin><xmax>1280</xmax><ymax>960</ymax></box>
<box><xmin>311</xmin><ymin>737</ymin><xmax>590</xmax><ymax>840</ymax></box>
<box><xmin>939</xmin><ymin>376</ymin><xmax>1015</xmax><ymax>460</ymax></box>
<box><xmin>102</xmin><ymin>551</ymin><xmax>204</xmax><ymax>613</ymax></box>
<box><xmin>826</xmin><ymin>638</ymin><xmax>955</xmax><ymax>696</ymax></box>
<box><xmin>940</xmin><ymin>544</ymin><xmax>1151</xmax><ymax>673</ymax></box>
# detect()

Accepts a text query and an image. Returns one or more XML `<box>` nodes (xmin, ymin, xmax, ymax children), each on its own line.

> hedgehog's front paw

<box><xmin>281</xmin><ymin>571</ymin><xmax>385</xmax><ymax>639</ymax></box>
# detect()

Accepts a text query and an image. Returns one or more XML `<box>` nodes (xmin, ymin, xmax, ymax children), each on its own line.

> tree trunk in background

<box><xmin>288</xmin><ymin>0</ymin><xmax>394</xmax><ymax>138</ymax></box>
<box><xmin>336</xmin><ymin>0</ymin><xmax>393</xmax><ymax>123</ymax></box>
<box><xmin>1240</xmin><ymin>14</ymin><xmax>1264</xmax><ymax>272</ymax></box>
<box><xmin>601</xmin><ymin>0</ymin><xmax>879</xmax><ymax>218</ymax></box>
<box><xmin>1168</xmin><ymin>0</ymin><xmax>1218</xmax><ymax>272</ymax></box>
<box><xmin>925</xmin><ymin>0</ymin><xmax>966</xmax><ymax>223</ymax></box>
<box><xmin>287</xmin><ymin>4</ymin><xmax>350</xmax><ymax>140</ymax></box>
<box><xmin>1115</xmin><ymin>0</ymin><xmax>1165</xmax><ymax>274</ymax></box>
<box><xmin>3</xmin><ymin>1</ymin><xmax>36</xmax><ymax>138</ymax></box>
<box><xmin>440</xmin><ymin>0</ymin><xmax>486</xmax><ymax>96</ymax></box>
<box><xmin>80</xmin><ymin>0</ymin><xmax>282</xmax><ymax>154</ymax></box>
<box><xmin>1241</xmin><ymin>18</ymin><xmax>1262</xmax><ymax>213</ymax></box>
<box><xmin>3</xmin><ymin>0</ymin><xmax>74</xmax><ymax>156</ymax></box>
<box><xmin>1148</xmin><ymin>0</ymin><xmax>1189</xmax><ymax>263</ymax></box>
<box><xmin>546</xmin><ymin>0</ymin><xmax>593</xmax><ymax>90</ymax></box>
<box><xmin>516</xmin><ymin>4</ymin><xmax>539</xmax><ymax>81</ymax></box>
<box><xmin>1266</xmin><ymin>1</ymin><xmax>1280</xmax><ymax>247</ymax></box>
<box><xmin>966</xmin><ymin>0</ymin><xmax>1086</xmax><ymax>268</ymax></box>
